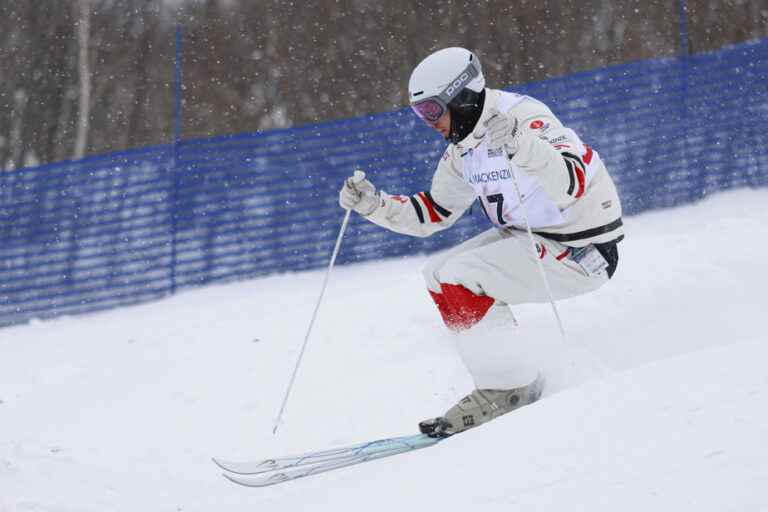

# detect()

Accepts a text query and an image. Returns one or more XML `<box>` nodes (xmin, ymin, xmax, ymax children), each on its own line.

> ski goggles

<box><xmin>410</xmin><ymin>58</ymin><xmax>482</xmax><ymax>124</ymax></box>
<box><xmin>411</xmin><ymin>98</ymin><xmax>448</xmax><ymax>124</ymax></box>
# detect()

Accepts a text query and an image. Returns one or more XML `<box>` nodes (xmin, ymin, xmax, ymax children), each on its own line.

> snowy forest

<box><xmin>0</xmin><ymin>0</ymin><xmax>766</xmax><ymax>169</ymax></box>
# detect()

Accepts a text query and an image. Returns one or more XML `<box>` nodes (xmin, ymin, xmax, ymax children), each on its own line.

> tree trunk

<box><xmin>74</xmin><ymin>0</ymin><xmax>91</xmax><ymax>160</ymax></box>
<box><xmin>8</xmin><ymin>89</ymin><xmax>28</xmax><ymax>170</ymax></box>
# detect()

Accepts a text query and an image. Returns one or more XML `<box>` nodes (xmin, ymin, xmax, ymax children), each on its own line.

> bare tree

<box><xmin>8</xmin><ymin>90</ymin><xmax>28</xmax><ymax>170</ymax></box>
<box><xmin>1</xmin><ymin>0</ymin><xmax>766</xmax><ymax>167</ymax></box>
<box><xmin>74</xmin><ymin>0</ymin><xmax>91</xmax><ymax>159</ymax></box>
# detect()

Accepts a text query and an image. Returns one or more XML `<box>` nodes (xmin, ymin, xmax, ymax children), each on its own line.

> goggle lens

<box><xmin>411</xmin><ymin>99</ymin><xmax>445</xmax><ymax>124</ymax></box>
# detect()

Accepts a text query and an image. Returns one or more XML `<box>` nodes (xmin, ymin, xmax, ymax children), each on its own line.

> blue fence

<box><xmin>1</xmin><ymin>38</ymin><xmax>767</xmax><ymax>326</ymax></box>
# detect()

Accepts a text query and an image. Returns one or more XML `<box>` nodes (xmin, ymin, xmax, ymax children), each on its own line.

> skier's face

<box><xmin>431</xmin><ymin>110</ymin><xmax>451</xmax><ymax>140</ymax></box>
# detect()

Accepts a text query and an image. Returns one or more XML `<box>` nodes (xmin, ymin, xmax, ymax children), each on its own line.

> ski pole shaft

<box><xmin>504</xmin><ymin>145</ymin><xmax>567</xmax><ymax>344</ymax></box>
<box><xmin>272</xmin><ymin>208</ymin><xmax>352</xmax><ymax>434</ymax></box>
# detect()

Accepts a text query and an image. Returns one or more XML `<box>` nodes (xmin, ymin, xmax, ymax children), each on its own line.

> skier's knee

<box><xmin>428</xmin><ymin>283</ymin><xmax>494</xmax><ymax>332</ymax></box>
<box><xmin>421</xmin><ymin>254</ymin><xmax>443</xmax><ymax>294</ymax></box>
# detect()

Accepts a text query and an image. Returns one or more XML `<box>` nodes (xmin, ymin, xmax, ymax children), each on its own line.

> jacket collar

<box><xmin>454</xmin><ymin>88</ymin><xmax>499</xmax><ymax>151</ymax></box>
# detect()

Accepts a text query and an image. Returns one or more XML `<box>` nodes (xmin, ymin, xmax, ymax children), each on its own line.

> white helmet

<box><xmin>408</xmin><ymin>47</ymin><xmax>485</xmax><ymax>106</ymax></box>
<box><xmin>408</xmin><ymin>47</ymin><xmax>486</xmax><ymax>143</ymax></box>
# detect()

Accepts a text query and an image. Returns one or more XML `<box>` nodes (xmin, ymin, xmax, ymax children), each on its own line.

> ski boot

<box><xmin>419</xmin><ymin>374</ymin><xmax>545</xmax><ymax>438</ymax></box>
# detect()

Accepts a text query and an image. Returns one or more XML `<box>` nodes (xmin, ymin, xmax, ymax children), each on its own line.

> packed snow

<box><xmin>1</xmin><ymin>188</ymin><xmax>767</xmax><ymax>511</ymax></box>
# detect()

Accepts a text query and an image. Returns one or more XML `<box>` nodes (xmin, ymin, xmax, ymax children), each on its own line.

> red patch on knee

<box><xmin>428</xmin><ymin>290</ymin><xmax>455</xmax><ymax>329</ymax></box>
<box><xmin>429</xmin><ymin>284</ymin><xmax>494</xmax><ymax>331</ymax></box>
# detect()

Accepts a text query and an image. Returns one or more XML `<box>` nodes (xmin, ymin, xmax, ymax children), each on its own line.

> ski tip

<box><xmin>222</xmin><ymin>471</ymin><xmax>256</xmax><ymax>487</ymax></box>
<box><xmin>221</xmin><ymin>472</ymin><xmax>248</xmax><ymax>487</ymax></box>
<box><xmin>221</xmin><ymin>471</ymin><xmax>283</xmax><ymax>488</ymax></box>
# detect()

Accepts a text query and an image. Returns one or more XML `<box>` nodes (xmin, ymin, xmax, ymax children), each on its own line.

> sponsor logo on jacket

<box><xmin>548</xmin><ymin>135</ymin><xmax>568</xmax><ymax>144</ymax></box>
<box><xmin>530</xmin><ymin>119</ymin><xmax>551</xmax><ymax>133</ymax></box>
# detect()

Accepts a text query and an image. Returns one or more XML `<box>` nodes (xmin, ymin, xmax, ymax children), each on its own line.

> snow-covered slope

<box><xmin>1</xmin><ymin>188</ymin><xmax>767</xmax><ymax>511</ymax></box>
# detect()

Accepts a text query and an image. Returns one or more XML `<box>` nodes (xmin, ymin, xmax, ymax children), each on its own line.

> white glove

<box><xmin>338</xmin><ymin>170</ymin><xmax>379</xmax><ymax>216</ymax></box>
<box><xmin>482</xmin><ymin>110</ymin><xmax>521</xmax><ymax>158</ymax></box>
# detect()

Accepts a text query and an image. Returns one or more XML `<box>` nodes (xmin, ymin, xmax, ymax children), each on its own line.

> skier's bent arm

<box><xmin>339</xmin><ymin>155</ymin><xmax>475</xmax><ymax>238</ymax></box>
<box><xmin>510</xmin><ymin>124</ymin><xmax>593</xmax><ymax>208</ymax></box>
<box><xmin>495</xmin><ymin>98</ymin><xmax>597</xmax><ymax>209</ymax></box>
<box><xmin>366</xmin><ymin>167</ymin><xmax>474</xmax><ymax>237</ymax></box>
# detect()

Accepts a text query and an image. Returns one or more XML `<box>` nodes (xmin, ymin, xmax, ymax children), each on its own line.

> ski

<box><xmin>215</xmin><ymin>375</ymin><xmax>546</xmax><ymax>487</ymax></box>
<box><xmin>213</xmin><ymin>434</ymin><xmax>437</xmax><ymax>475</ymax></box>
<box><xmin>215</xmin><ymin>433</ymin><xmax>441</xmax><ymax>487</ymax></box>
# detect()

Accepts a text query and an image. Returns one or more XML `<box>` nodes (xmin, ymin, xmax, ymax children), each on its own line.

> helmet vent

<box><xmin>413</xmin><ymin>91</ymin><xmax>424</xmax><ymax>97</ymax></box>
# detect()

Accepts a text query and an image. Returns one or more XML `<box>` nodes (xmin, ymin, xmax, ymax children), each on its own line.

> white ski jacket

<box><xmin>366</xmin><ymin>88</ymin><xmax>624</xmax><ymax>247</ymax></box>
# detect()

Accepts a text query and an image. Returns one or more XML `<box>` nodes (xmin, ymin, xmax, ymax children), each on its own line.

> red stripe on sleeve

<box><xmin>417</xmin><ymin>192</ymin><xmax>441</xmax><ymax>223</ymax></box>
<box><xmin>583</xmin><ymin>145</ymin><xmax>593</xmax><ymax>164</ymax></box>
<box><xmin>574</xmin><ymin>167</ymin><xmax>586</xmax><ymax>198</ymax></box>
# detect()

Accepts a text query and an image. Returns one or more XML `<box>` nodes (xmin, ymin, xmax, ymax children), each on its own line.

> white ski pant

<box><xmin>423</xmin><ymin>227</ymin><xmax>609</xmax><ymax>389</ymax></box>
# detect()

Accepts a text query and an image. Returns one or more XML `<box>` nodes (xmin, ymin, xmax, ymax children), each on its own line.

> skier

<box><xmin>339</xmin><ymin>47</ymin><xmax>624</xmax><ymax>438</ymax></box>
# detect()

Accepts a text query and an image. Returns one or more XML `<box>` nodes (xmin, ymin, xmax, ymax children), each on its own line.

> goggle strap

<box><xmin>436</xmin><ymin>59</ymin><xmax>481</xmax><ymax>105</ymax></box>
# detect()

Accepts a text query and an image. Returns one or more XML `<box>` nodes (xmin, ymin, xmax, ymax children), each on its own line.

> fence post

<box><xmin>678</xmin><ymin>0</ymin><xmax>689</xmax><ymax>57</ymax></box>
<box><xmin>171</xmin><ymin>24</ymin><xmax>183</xmax><ymax>295</ymax></box>
<box><xmin>678</xmin><ymin>0</ymin><xmax>694</xmax><ymax>200</ymax></box>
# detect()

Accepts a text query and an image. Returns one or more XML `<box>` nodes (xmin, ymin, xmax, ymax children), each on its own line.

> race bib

<box><xmin>462</xmin><ymin>143</ymin><xmax>565</xmax><ymax>229</ymax></box>
<box><xmin>570</xmin><ymin>246</ymin><xmax>608</xmax><ymax>276</ymax></box>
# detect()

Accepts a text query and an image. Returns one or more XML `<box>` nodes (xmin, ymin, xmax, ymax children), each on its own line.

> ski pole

<box><xmin>272</xmin><ymin>208</ymin><xmax>352</xmax><ymax>434</ymax></box>
<box><xmin>504</xmin><ymin>144</ymin><xmax>568</xmax><ymax>344</ymax></box>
